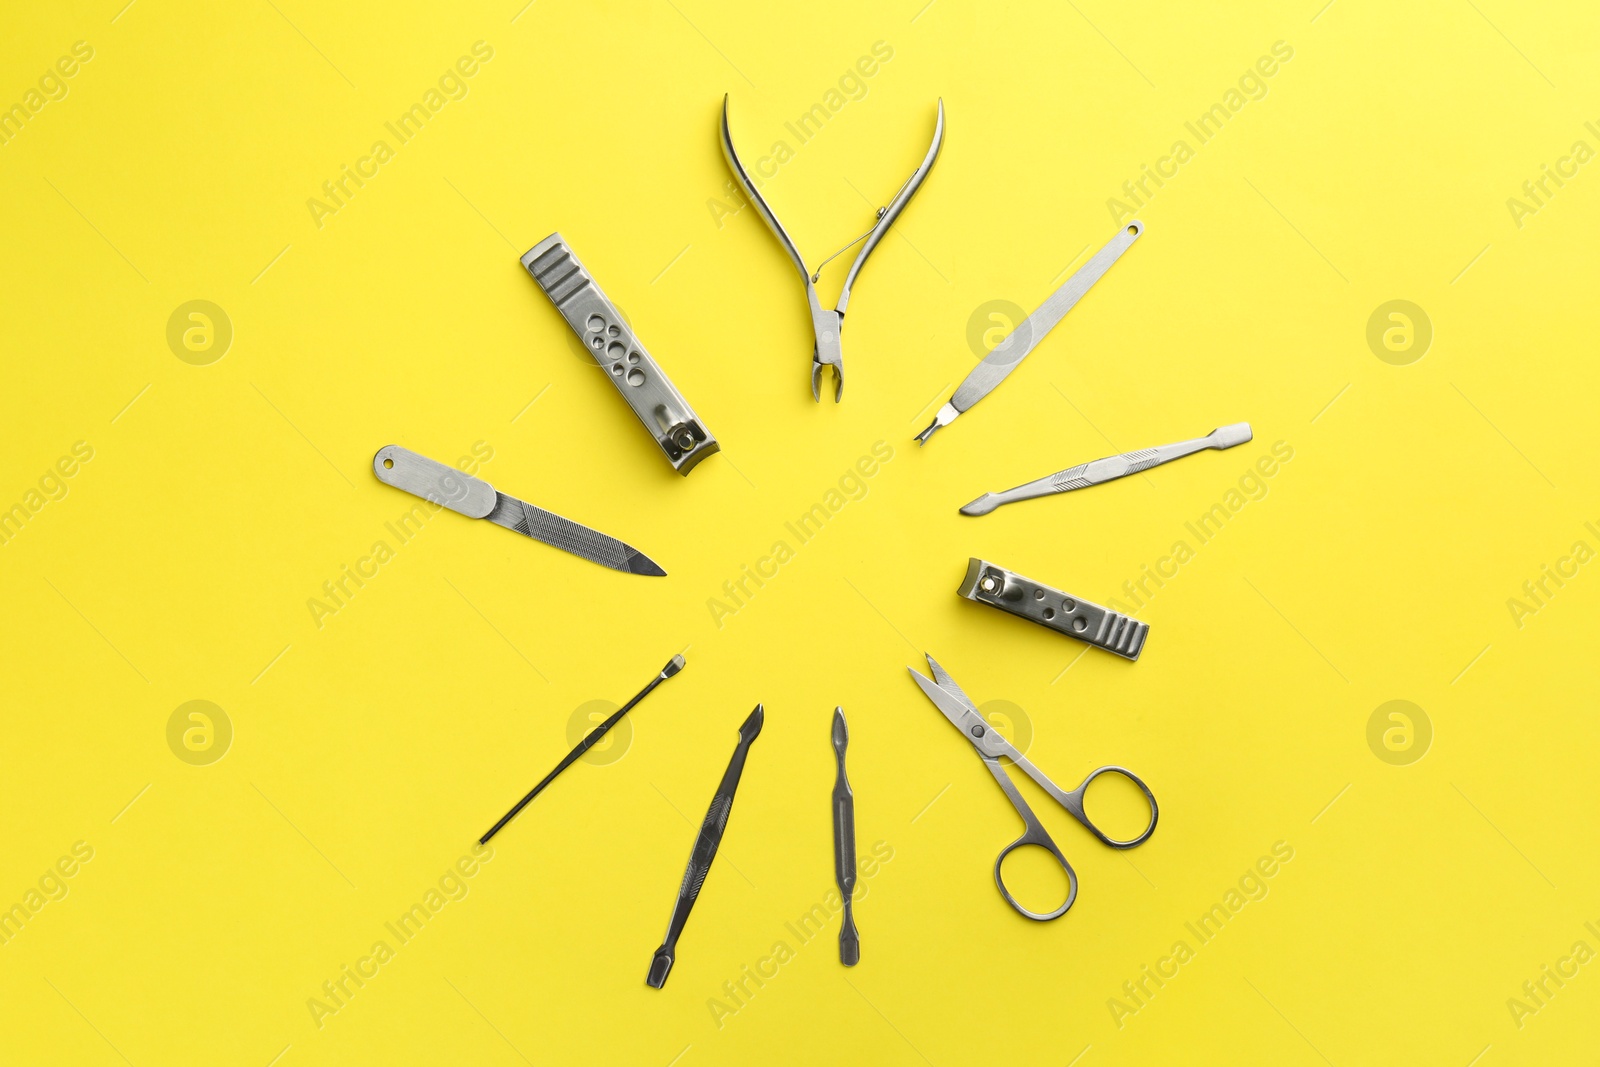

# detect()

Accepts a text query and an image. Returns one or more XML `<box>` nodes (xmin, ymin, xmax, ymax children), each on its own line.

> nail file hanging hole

<box><xmin>586</xmin><ymin>314</ymin><xmax>604</xmax><ymax>332</ymax></box>
<box><xmin>1127</xmin><ymin>223</ymin><xmax>1141</xmax><ymax>235</ymax></box>
<box><xmin>383</xmin><ymin>458</ymin><xmax>393</xmax><ymax>469</ymax></box>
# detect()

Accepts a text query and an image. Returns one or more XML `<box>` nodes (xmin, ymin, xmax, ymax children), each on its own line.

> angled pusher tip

<box><xmin>662</xmin><ymin>654</ymin><xmax>687</xmax><ymax>678</ymax></box>
<box><xmin>959</xmin><ymin>493</ymin><xmax>999</xmax><ymax>516</ymax></box>
<box><xmin>832</xmin><ymin>706</ymin><xmax>848</xmax><ymax>748</ymax></box>
<box><xmin>739</xmin><ymin>703</ymin><xmax>765</xmax><ymax>741</ymax></box>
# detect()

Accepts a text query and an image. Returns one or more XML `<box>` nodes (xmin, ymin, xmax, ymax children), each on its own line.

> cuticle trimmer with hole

<box><xmin>372</xmin><ymin>445</ymin><xmax>666</xmax><ymax>576</ymax></box>
<box><xmin>720</xmin><ymin>94</ymin><xmax>944</xmax><ymax>401</ymax></box>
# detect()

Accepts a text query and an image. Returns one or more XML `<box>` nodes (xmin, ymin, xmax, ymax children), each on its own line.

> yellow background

<box><xmin>3</xmin><ymin>0</ymin><xmax>1598</xmax><ymax>1063</ymax></box>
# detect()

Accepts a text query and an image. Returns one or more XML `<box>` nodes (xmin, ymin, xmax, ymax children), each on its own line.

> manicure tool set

<box><xmin>364</xmin><ymin>91</ymin><xmax>1250</xmax><ymax>986</ymax></box>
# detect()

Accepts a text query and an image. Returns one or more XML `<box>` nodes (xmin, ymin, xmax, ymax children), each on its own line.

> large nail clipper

<box><xmin>647</xmin><ymin>704</ymin><xmax>764</xmax><ymax>988</ymax></box>
<box><xmin>958</xmin><ymin>558</ymin><xmax>1148</xmax><ymax>661</ymax></box>
<box><xmin>373</xmin><ymin>445</ymin><xmax>666</xmax><ymax>575</ymax></box>
<box><xmin>522</xmin><ymin>234</ymin><xmax>719</xmax><ymax>475</ymax></box>
<box><xmin>917</xmin><ymin>222</ymin><xmax>1143</xmax><ymax>444</ymax></box>
<box><xmin>961</xmin><ymin>423</ymin><xmax>1253</xmax><ymax>515</ymax></box>
<box><xmin>720</xmin><ymin>95</ymin><xmax>944</xmax><ymax>402</ymax></box>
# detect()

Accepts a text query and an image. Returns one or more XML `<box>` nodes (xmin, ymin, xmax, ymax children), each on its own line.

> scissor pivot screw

<box><xmin>971</xmin><ymin>724</ymin><xmax>985</xmax><ymax>737</ymax></box>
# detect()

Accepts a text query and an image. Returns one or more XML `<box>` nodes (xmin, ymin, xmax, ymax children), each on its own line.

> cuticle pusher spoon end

<box><xmin>960</xmin><ymin>422</ymin><xmax>1252</xmax><ymax>516</ymax></box>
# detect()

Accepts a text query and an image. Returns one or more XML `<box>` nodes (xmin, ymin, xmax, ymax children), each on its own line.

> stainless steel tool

<box><xmin>961</xmin><ymin>423</ymin><xmax>1253</xmax><ymax>515</ymax></box>
<box><xmin>958</xmin><ymin>558</ymin><xmax>1148</xmax><ymax>661</ymax></box>
<box><xmin>647</xmin><ymin>704</ymin><xmax>764</xmax><ymax>989</ymax></box>
<box><xmin>721</xmin><ymin>95</ymin><xmax>944</xmax><ymax>401</ymax></box>
<box><xmin>478</xmin><ymin>654</ymin><xmax>686</xmax><ymax>845</ymax></box>
<box><xmin>907</xmin><ymin>654</ymin><xmax>1158</xmax><ymax>920</ymax></box>
<box><xmin>831</xmin><ymin>707</ymin><xmax>859</xmax><ymax>966</ymax></box>
<box><xmin>522</xmin><ymin>234</ymin><xmax>719</xmax><ymax>474</ymax></box>
<box><xmin>372</xmin><ymin>445</ymin><xmax>665</xmax><ymax>576</ymax></box>
<box><xmin>916</xmin><ymin>223</ymin><xmax>1143</xmax><ymax>444</ymax></box>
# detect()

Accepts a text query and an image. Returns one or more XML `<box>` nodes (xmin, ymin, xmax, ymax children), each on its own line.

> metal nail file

<box><xmin>522</xmin><ymin>233</ymin><xmax>719</xmax><ymax>474</ymax></box>
<box><xmin>961</xmin><ymin>423</ymin><xmax>1253</xmax><ymax>515</ymax></box>
<box><xmin>372</xmin><ymin>445</ymin><xmax>666</xmax><ymax>575</ymax></box>
<box><xmin>916</xmin><ymin>222</ymin><xmax>1143</xmax><ymax>445</ymax></box>
<box><xmin>831</xmin><ymin>707</ymin><xmax>859</xmax><ymax>966</ymax></box>
<box><xmin>647</xmin><ymin>704</ymin><xmax>764</xmax><ymax>989</ymax></box>
<box><xmin>958</xmin><ymin>558</ymin><xmax>1148</xmax><ymax>661</ymax></box>
<box><xmin>478</xmin><ymin>654</ymin><xmax>686</xmax><ymax>845</ymax></box>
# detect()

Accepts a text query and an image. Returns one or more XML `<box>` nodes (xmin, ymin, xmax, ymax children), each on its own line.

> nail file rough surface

<box><xmin>486</xmin><ymin>492</ymin><xmax>663</xmax><ymax>576</ymax></box>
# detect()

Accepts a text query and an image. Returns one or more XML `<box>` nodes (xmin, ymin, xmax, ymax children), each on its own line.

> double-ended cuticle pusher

<box><xmin>647</xmin><ymin>704</ymin><xmax>764</xmax><ymax>989</ymax></box>
<box><xmin>832</xmin><ymin>707</ymin><xmax>859</xmax><ymax>966</ymax></box>
<box><xmin>961</xmin><ymin>423</ymin><xmax>1253</xmax><ymax>515</ymax></box>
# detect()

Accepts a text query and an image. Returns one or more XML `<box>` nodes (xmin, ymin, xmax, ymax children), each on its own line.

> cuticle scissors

<box><xmin>907</xmin><ymin>653</ymin><xmax>1158</xmax><ymax>921</ymax></box>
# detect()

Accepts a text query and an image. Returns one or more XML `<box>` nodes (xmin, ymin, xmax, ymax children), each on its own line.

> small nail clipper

<box><xmin>917</xmin><ymin>222</ymin><xmax>1143</xmax><ymax>444</ymax></box>
<box><xmin>962</xmin><ymin>423</ymin><xmax>1252</xmax><ymax>515</ymax></box>
<box><xmin>958</xmin><ymin>558</ymin><xmax>1148</xmax><ymax>660</ymax></box>
<box><xmin>720</xmin><ymin>95</ymin><xmax>944</xmax><ymax>401</ymax></box>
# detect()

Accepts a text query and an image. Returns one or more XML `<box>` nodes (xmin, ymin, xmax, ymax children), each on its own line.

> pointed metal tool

<box><xmin>916</xmin><ymin>222</ymin><xmax>1143</xmax><ymax>444</ymax></box>
<box><xmin>373</xmin><ymin>445</ymin><xmax>665</xmax><ymax>575</ymax></box>
<box><xmin>647</xmin><ymin>704</ymin><xmax>764</xmax><ymax>989</ymax></box>
<box><xmin>961</xmin><ymin>423</ymin><xmax>1252</xmax><ymax>515</ymax></box>
<box><xmin>478</xmin><ymin>654</ymin><xmax>686</xmax><ymax>844</ymax></box>
<box><xmin>832</xmin><ymin>707</ymin><xmax>859</xmax><ymax>966</ymax></box>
